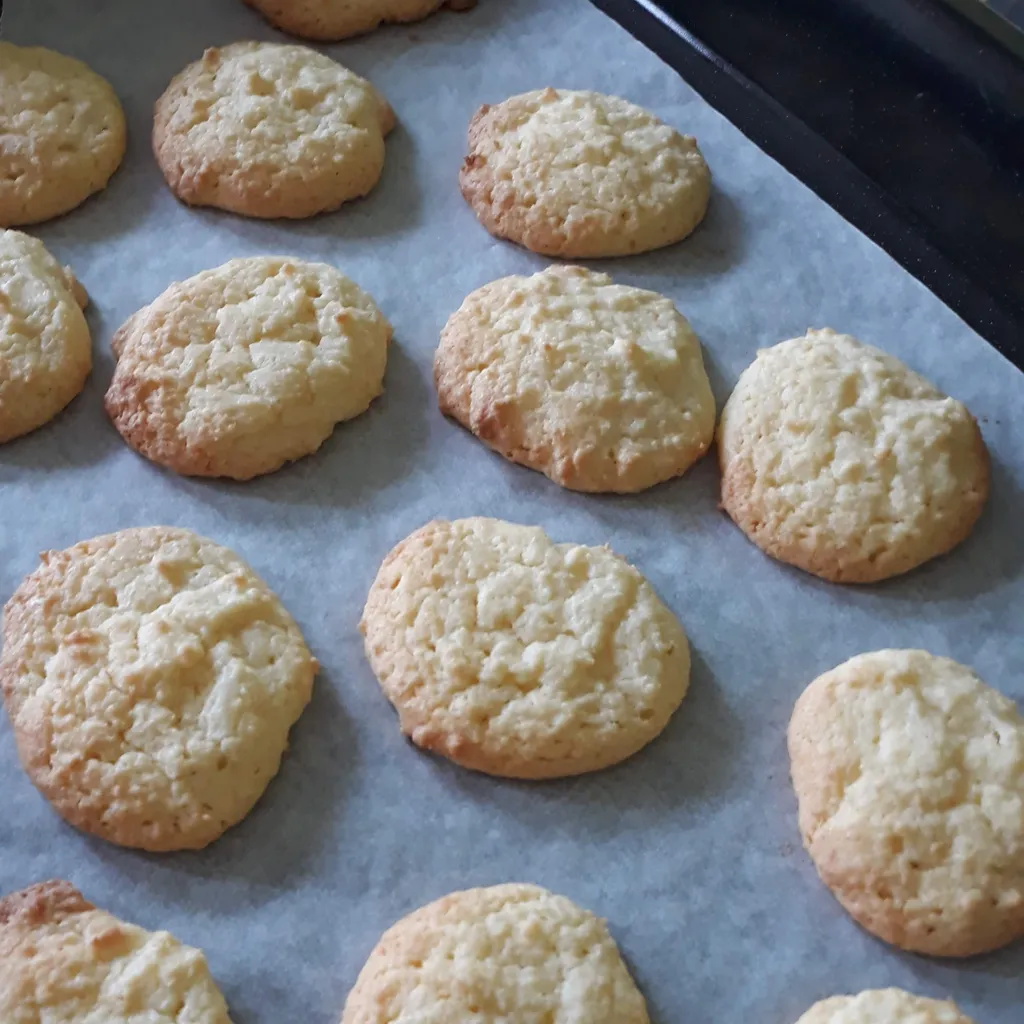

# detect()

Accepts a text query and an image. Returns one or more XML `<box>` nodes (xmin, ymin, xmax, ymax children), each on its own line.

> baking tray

<box><xmin>1</xmin><ymin>0</ymin><xmax>1023</xmax><ymax>1021</ymax></box>
<box><xmin>593</xmin><ymin>0</ymin><xmax>1024</xmax><ymax>371</ymax></box>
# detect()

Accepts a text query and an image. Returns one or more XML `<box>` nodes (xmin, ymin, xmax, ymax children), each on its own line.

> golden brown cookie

<box><xmin>0</xmin><ymin>229</ymin><xmax>91</xmax><ymax>443</ymax></box>
<box><xmin>0</xmin><ymin>43</ymin><xmax>125</xmax><ymax>226</ymax></box>
<box><xmin>436</xmin><ymin>266</ymin><xmax>715</xmax><ymax>492</ymax></box>
<box><xmin>154</xmin><ymin>42</ymin><xmax>394</xmax><ymax>219</ymax></box>
<box><xmin>0</xmin><ymin>881</ymin><xmax>233</xmax><ymax>1022</ymax></box>
<box><xmin>243</xmin><ymin>0</ymin><xmax>477</xmax><ymax>41</ymax></box>
<box><xmin>0</xmin><ymin>527</ymin><xmax>317</xmax><ymax>851</ymax></box>
<box><xmin>789</xmin><ymin>649</ymin><xmax>1024</xmax><ymax>957</ymax></box>
<box><xmin>361</xmin><ymin>517</ymin><xmax>690</xmax><ymax>778</ymax></box>
<box><xmin>460</xmin><ymin>88</ymin><xmax>710</xmax><ymax>258</ymax></box>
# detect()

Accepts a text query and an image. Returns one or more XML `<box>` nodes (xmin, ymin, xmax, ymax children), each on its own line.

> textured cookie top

<box><xmin>0</xmin><ymin>43</ymin><xmax>126</xmax><ymax>226</ymax></box>
<box><xmin>244</xmin><ymin>0</ymin><xmax>475</xmax><ymax>41</ymax></box>
<box><xmin>459</xmin><ymin>88</ymin><xmax>710</xmax><ymax>258</ymax></box>
<box><xmin>153</xmin><ymin>42</ymin><xmax>394</xmax><ymax>219</ymax></box>
<box><xmin>0</xmin><ymin>881</ymin><xmax>232</xmax><ymax>1023</ymax></box>
<box><xmin>796</xmin><ymin>989</ymin><xmax>973</xmax><ymax>1024</ymax></box>
<box><xmin>342</xmin><ymin>884</ymin><xmax>649</xmax><ymax>1024</ymax></box>
<box><xmin>789</xmin><ymin>649</ymin><xmax>1024</xmax><ymax>957</ymax></box>
<box><xmin>435</xmin><ymin>266</ymin><xmax>715</xmax><ymax>492</ymax></box>
<box><xmin>361</xmin><ymin>517</ymin><xmax>689</xmax><ymax>778</ymax></box>
<box><xmin>718</xmin><ymin>329</ymin><xmax>989</xmax><ymax>583</ymax></box>
<box><xmin>104</xmin><ymin>256</ymin><xmax>392</xmax><ymax>479</ymax></box>
<box><xmin>0</xmin><ymin>229</ymin><xmax>91</xmax><ymax>443</ymax></box>
<box><xmin>0</xmin><ymin>527</ymin><xmax>316</xmax><ymax>851</ymax></box>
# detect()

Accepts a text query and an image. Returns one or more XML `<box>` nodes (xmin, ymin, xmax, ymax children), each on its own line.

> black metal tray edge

<box><xmin>591</xmin><ymin>0</ymin><xmax>1024</xmax><ymax>372</ymax></box>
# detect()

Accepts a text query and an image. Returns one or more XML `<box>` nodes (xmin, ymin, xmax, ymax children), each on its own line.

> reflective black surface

<box><xmin>592</xmin><ymin>0</ymin><xmax>1024</xmax><ymax>369</ymax></box>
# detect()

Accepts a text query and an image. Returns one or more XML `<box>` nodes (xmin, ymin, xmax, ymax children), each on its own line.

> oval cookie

<box><xmin>0</xmin><ymin>527</ymin><xmax>317</xmax><ymax>851</ymax></box>
<box><xmin>789</xmin><ymin>649</ymin><xmax>1024</xmax><ymax>957</ymax></box>
<box><xmin>460</xmin><ymin>88</ymin><xmax>710</xmax><ymax>258</ymax></box>
<box><xmin>0</xmin><ymin>43</ymin><xmax>126</xmax><ymax>226</ymax></box>
<box><xmin>154</xmin><ymin>42</ymin><xmax>394</xmax><ymax>219</ymax></box>
<box><xmin>796</xmin><ymin>989</ymin><xmax>973</xmax><ymax>1024</ymax></box>
<box><xmin>718</xmin><ymin>329</ymin><xmax>989</xmax><ymax>583</ymax></box>
<box><xmin>0</xmin><ymin>229</ymin><xmax>91</xmax><ymax>443</ymax></box>
<box><xmin>104</xmin><ymin>256</ymin><xmax>392</xmax><ymax>480</ymax></box>
<box><xmin>243</xmin><ymin>0</ymin><xmax>476</xmax><ymax>41</ymax></box>
<box><xmin>435</xmin><ymin>266</ymin><xmax>715</xmax><ymax>492</ymax></box>
<box><xmin>360</xmin><ymin>517</ymin><xmax>690</xmax><ymax>778</ymax></box>
<box><xmin>342</xmin><ymin>884</ymin><xmax>649</xmax><ymax>1024</ymax></box>
<box><xmin>0</xmin><ymin>881</ymin><xmax>232</xmax><ymax>1022</ymax></box>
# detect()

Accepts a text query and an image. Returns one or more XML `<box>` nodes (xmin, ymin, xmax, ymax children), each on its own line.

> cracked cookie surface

<box><xmin>0</xmin><ymin>43</ymin><xmax>126</xmax><ymax>226</ymax></box>
<box><xmin>788</xmin><ymin>649</ymin><xmax>1024</xmax><ymax>956</ymax></box>
<box><xmin>342</xmin><ymin>883</ymin><xmax>648</xmax><ymax>1024</ymax></box>
<box><xmin>243</xmin><ymin>0</ymin><xmax>476</xmax><ymax>41</ymax></box>
<box><xmin>718</xmin><ymin>329</ymin><xmax>989</xmax><ymax>583</ymax></box>
<box><xmin>0</xmin><ymin>229</ymin><xmax>91</xmax><ymax>443</ymax></box>
<box><xmin>435</xmin><ymin>265</ymin><xmax>715</xmax><ymax>492</ymax></box>
<box><xmin>153</xmin><ymin>42</ymin><xmax>394</xmax><ymax>219</ymax></box>
<box><xmin>795</xmin><ymin>988</ymin><xmax>973</xmax><ymax>1024</ymax></box>
<box><xmin>105</xmin><ymin>256</ymin><xmax>391</xmax><ymax>480</ymax></box>
<box><xmin>459</xmin><ymin>88</ymin><xmax>710</xmax><ymax>258</ymax></box>
<box><xmin>360</xmin><ymin>517</ymin><xmax>689</xmax><ymax>778</ymax></box>
<box><xmin>0</xmin><ymin>527</ymin><xmax>317</xmax><ymax>851</ymax></box>
<box><xmin>0</xmin><ymin>881</ymin><xmax>232</xmax><ymax>1023</ymax></box>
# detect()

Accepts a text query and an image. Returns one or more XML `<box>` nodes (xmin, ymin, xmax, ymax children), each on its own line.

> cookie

<box><xmin>795</xmin><ymin>989</ymin><xmax>973</xmax><ymax>1024</ymax></box>
<box><xmin>0</xmin><ymin>230</ymin><xmax>91</xmax><ymax>443</ymax></box>
<box><xmin>244</xmin><ymin>0</ymin><xmax>477</xmax><ymax>40</ymax></box>
<box><xmin>718</xmin><ymin>329</ymin><xmax>989</xmax><ymax>583</ymax></box>
<box><xmin>788</xmin><ymin>649</ymin><xmax>1024</xmax><ymax>957</ymax></box>
<box><xmin>0</xmin><ymin>881</ymin><xmax>232</xmax><ymax>1022</ymax></box>
<box><xmin>360</xmin><ymin>517</ymin><xmax>689</xmax><ymax>778</ymax></box>
<box><xmin>105</xmin><ymin>256</ymin><xmax>391</xmax><ymax>480</ymax></box>
<box><xmin>0</xmin><ymin>43</ymin><xmax>126</xmax><ymax>226</ymax></box>
<box><xmin>342</xmin><ymin>884</ymin><xmax>649</xmax><ymax>1024</ymax></box>
<box><xmin>0</xmin><ymin>526</ymin><xmax>317</xmax><ymax>851</ymax></box>
<box><xmin>154</xmin><ymin>42</ymin><xmax>395</xmax><ymax>219</ymax></box>
<box><xmin>459</xmin><ymin>88</ymin><xmax>710</xmax><ymax>258</ymax></box>
<box><xmin>435</xmin><ymin>266</ymin><xmax>715</xmax><ymax>492</ymax></box>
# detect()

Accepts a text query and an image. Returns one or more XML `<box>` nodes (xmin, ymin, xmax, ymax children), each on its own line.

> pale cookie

<box><xmin>0</xmin><ymin>881</ymin><xmax>232</xmax><ymax>1023</ymax></box>
<box><xmin>0</xmin><ymin>526</ymin><xmax>317</xmax><ymax>851</ymax></box>
<box><xmin>361</xmin><ymin>517</ymin><xmax>689</xmax><ymax>778</ymax></box>
<box><xmin>154</xmin><ymin>42</ymin><xmax>395</xmax><ymax>219</ymax></box>
<box><xmin>0</xmin><ymin>230</ymin><xmax>91</xmax><ymax>443</ymax></box>
<box><xmin>244</xmin><ymin>0</ymin><xmax>477</xmax><ymax>41</ymax></box>
<box><xmin>718</xmin><ymin>329</ymin><xmax>989</xmax><ymax>583</ymax></box>
<box><xmin>460</xmin><ymin>88</ymin><xmax>711</xmax><ymax>258</ymax></box>
<box><xmin>0</xmin><ymin>43</ymin><xmax>126</xmax><ymax>226</ymax></box>
<box><xmin>435</xmin><ymin>266</ymin><xmax>715</xmax><ymax>492</ymax></box>
<box><xmin>789</xmin><ymin>649</ymin><xmax>1024</xmax><ymax>957</ymax></box>
<box><xmin>342</xmin><ymin>884</ymin><xmax>649</xmax><ymax>1024</ymax></box>
<box><xmin>795</xmin><ymin>989</ymin><xmax>973</xmax><ymax>1024</ymax></box>
<box><xmin>105</xmin><ymin>256</ymin><xmax>391</xmax><ymax>480</ymax></box>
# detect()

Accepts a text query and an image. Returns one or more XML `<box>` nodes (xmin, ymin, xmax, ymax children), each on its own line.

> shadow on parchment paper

<box><xmin>165</xmin><ymin>341</ymin><xmax>431</xmax><ymax>510</ymax></box>
<box><xmin>85</xmin><ymin>677</ymin><xmax>352</xmax><ymax>890</ymax></box>
<box><xmin>426</xmin><ymin>648</ymin><xmax>744</xmax><ymax>836</ymax></box>
<box><xmin>894</xmin><ymin>939</ymin><xmax>1024</xmax><ymax>989</ymax></box>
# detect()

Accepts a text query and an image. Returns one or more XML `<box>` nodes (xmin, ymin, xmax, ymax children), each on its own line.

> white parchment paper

<box><xmin>1</xmin><ymin>1</ymin><xmax>1022</xmax><ymax>1020</ymax></box>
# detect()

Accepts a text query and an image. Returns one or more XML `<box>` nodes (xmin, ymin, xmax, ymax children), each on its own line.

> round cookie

<box><xmin>104</xmin><ymin>256</ymin><xmax>392</xmax><ymax>480</ymax></box>
<box><xmin>243</xmin><ymin>0</ymin><xmax>477</xmax><ymax>41</ymax></box>
<box><xmin>0</xmin><ymin>526</ymin><xmax>317</xmax><ymax>851</ymax></box>
<box><xmin>795</xmin><ymin>989</ymin><xmax>973</xmax><ymax>1024</ymax></box>
<box><xmin>459</xmin><ymin>87</ymin><xmax>710</xmax><ymax>258</ymax></box>
<box><xmin>0</xmin><ymin>43</ymin><xmax>126</xmax><ymax>226</ymax></box>
<box><xmin>0</xmin><ymin>229</ymin><xmax>91</xmax><ymax>443</ymax></box>
<box><xmin>718</xmin><ymin>329</ymin><xmax>989</xmax><ymax>583</ymax></box>
<box><xmin>435</xmin><ymin>266</ymin><xmax>715</xmax><ymax>492</ymax></box>
<box><xmin>788</xmin><ymin>649</ymin><xmax>1024</xmax><ymax>957</ymax></box>
<box><xmin>360</xmin><ymin>517</ymin><xmax>690</xmax><ymax>778</ymax></box>
<box><xmin>342</xmin><ymin>884</ymin><xmax>649</xmax><ymax>1024</ymax></box>
<box><xmin>0</xmin><ymin>881</ymin><xmax>232</xmax><ymax>1022</ymax></box>
<box><xmin>154</xmin><ymin>42</ymin><xmax>395</xmax><ymax>219</ymax></box>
